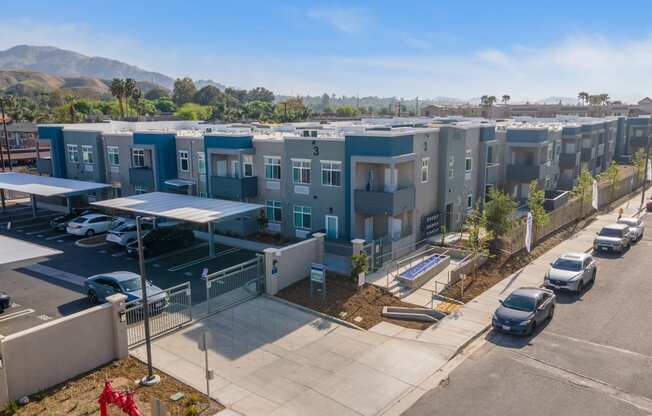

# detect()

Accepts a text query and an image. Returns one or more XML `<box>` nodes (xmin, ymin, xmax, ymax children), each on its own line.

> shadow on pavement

<box><xmin>57</xmin><ymin>298</ymin><xmax>91</xmax><ymax>315</ymax></box>
<box><xmin>485</xmin><ymin>317</ymin><xmax>552</xmax><ymax>349</ymax></box>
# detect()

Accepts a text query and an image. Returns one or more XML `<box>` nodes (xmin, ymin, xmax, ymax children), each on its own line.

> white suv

<box><xmin>618</xmin><ymin>217</ymin><xmax>644</xmax><ymax>242</ymax></box>
<box><xmin>66</xmin><ymin>214</ymin><xmax>124</xmax><ymax>237</ymax></box>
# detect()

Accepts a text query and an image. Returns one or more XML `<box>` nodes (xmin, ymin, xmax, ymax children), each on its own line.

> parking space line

<box><xmin>15</xmin><ymin>222</ymin><xmax>52</xmax><ymax>231</ymax></box>
<box><xmin>45</xmin><ymin>233</ymin><xmax>72</xmax><ymax>241</ymax></box>
<box><xmin>166</xmin><ymin>247</ymin><xmax>241</xmax><ymax>272</ymax></box>
<box><xmin>23</xmin><ymin>264</ymin><xmax>86</xmax><ymax>287</ymax></box>
<box><xmin>26</xmin><ymin>228</ymin><xmax>56</xmax><ymax>236</ymax></box>
<box><xmin>0</xmin><ymin>309</ymin><xmax>35</xmax><ymax>322</ymax></box>
<box><xmin>144</xmin><ymin>242</ymin><xmax>208</xmax><ymax>264</ymax></box>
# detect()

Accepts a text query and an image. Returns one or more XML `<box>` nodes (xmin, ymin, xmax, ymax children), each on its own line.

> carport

<box><xmin>0</xmin><ymin>172</ymin><xmax>110</xmax><ymax>217</ymax></box>
<box><xmin>0</xmin><ymin>235</ymin><xmax>62</xmax><ymax>271</ymax></box>
<box><xmin>90</xmin><ymin>191</ymin><xmax>263</xmax><ymax>257</ymax></box>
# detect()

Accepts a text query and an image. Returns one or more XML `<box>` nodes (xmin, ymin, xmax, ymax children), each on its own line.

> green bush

<box><xmin>350</xmin><ymin>252</ymin><xmax>369</xmax><ymax>280</ymax></box>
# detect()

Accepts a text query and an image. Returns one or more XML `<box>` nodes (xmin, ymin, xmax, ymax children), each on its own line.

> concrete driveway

<box><xmin>132</xmin><ymin>296</ymin><xmax>450</xmax><ymax>416</ymax></box>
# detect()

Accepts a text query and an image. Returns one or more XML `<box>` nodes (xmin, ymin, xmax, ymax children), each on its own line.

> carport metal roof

<box><xmin>90</xmin><ymin>191</ymin><xmax>263</xmax><ymax>224</ymax></box>
<box><xmin>0</xmin><ymin>235</ymin><xmax>62</xmax><ymax>271</ymax></box>
<box><xmin>0</xmin><ymin>172</ymin><xmax>110</xmax><ymax>197</ymax></box>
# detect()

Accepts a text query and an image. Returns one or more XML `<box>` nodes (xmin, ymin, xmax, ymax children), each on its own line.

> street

<box><xmin>405</xmin><ymin>214</ymin><xmax>652</xmax><ymax>416</ymax></box>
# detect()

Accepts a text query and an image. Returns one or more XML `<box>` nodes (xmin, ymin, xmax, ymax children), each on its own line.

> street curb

<box><xmin>264</xmin><ymin>294</ymin><xmax>366</xmax><ymax>331</ymax></box>
<box><xmin>450</xmin><ymin>324</ymin><xmax>492</xmax><ymax>359</ymax></box>
<box><xmin>75</xmin><ymin>238</ymin><xmax>106</xmax><ymax>248</ymax></box>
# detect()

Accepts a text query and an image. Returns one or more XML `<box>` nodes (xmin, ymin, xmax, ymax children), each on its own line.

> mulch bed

<box><xmin>6</xmin><ymin>356</ymin><xmax>222</xmax><ymax>416</ymax></box>
<box><xmin>440</xmin><ymin>215</ymin><xmax>596</xmax><ymax>303</ymax></box>
<box><xmin>76</xmin><ymin>234</ymin><xmax>107</xmax><ymax>247</ymax></box>
<box><xmin>276</xmin><ymin>272</ymin><xmax>433</xmax><ymax>330</ymax></box>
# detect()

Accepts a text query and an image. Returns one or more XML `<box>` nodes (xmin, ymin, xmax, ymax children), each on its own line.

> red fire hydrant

<box><xmin>98</xmin><ymin>380</ymin><xmax>144</xmax><ymax>416</ymax></box>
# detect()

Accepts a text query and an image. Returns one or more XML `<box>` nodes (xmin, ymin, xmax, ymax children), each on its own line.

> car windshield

<box><xmin>552</xmin><ymin>258</ymin><xmax>582</xmax><ymax>271</ymax></box>
<box><xmin>71</xmin><ymin>217</ymin><xmax>87</xmax><ymax>223</ymax></box>
<box><xmin>503</xmin><ymin>294</ymin><xmax>536</xmax><ymax>312</ymax></box>
<box><xmin>599</xmin><ymin>228</ymin><xmax>622</xmax><ymax>237</ymax></box>
<box><xmin>120</xmin><ymin>278</ymin><xmax>150</xmax><ymax>292</ymax></box>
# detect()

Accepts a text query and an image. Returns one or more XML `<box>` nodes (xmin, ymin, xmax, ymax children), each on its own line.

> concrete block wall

<box><xmin>265</xmin><ymin>233</ymin><xmax>325</xmax><ymax>295</ymax></box>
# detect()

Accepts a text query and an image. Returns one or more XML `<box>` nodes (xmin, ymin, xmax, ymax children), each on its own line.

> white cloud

<box><xmin>307</xmin><ymin>7</ymin><xmax>371</xmax><ymax>34</ymax></box>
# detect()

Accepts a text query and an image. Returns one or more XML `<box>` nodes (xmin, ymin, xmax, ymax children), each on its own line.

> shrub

<box><xmin>350</xmin><ymin>252</ymin><xmax>369</xmax><ymax>280</ymax></box>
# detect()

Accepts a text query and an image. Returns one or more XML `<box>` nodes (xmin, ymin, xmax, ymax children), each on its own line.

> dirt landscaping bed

<box><xmin>440</xmin><ymin>215</ymin><xmax>596</xmax><ymax>303</ymax></box>
<box><xmin>5</xmin><ymin>356</ymin><xmax>222</xmax><ymax>416</ymax></box>
<box><xmin>276</xmin><ymin>272</ymin><xmax>433</xmax><ymax>330</ymax></box>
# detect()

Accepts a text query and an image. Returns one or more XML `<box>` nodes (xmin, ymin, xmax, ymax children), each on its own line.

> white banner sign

<box><xmin>525</xmin><ymin>212</ymin><xmax>533</xmax><ymax>253</ymax></box>
<box><xmin>592</xmin><ymin>179</ymin><xmax>599</xmax><ymax>210</ymax></box>
<box><xmin>647</xmin><ymin>159</ymin><xmax>652</xmax><ymax>181</ymax></box>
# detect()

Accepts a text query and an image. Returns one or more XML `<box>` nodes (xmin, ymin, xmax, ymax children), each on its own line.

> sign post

<box><xmin>197</xmin><ymin>331</ymin><xmax>214</xmax><ymax>401</ymax></box>
<box><xmin>309</xmin><ymin>263</ymin><xmax>326</xmax><ymax>300</ymax></box>
<box><xmin>525</xmin><ymin>212</ymin><xmax>533</xmax><ymax>253</ymax></box>
<box><xmin>592</xmin><ymin>179</ymin><xmax>599</xmax><ymax>210</ymax></box>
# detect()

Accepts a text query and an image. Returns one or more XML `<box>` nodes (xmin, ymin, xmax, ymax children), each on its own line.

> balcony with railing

<box><xmin>210</xmin><ymin>175</ymin><xmax>258</xmax><ymax>200</ymax></box>
<box><xmin>354</xmin><ymin>186</ymin><xmax>415</xmax><ymax>216</ymax></box>
<box><xmin>505</xmin><ymin>164</ymin><xmax>544</xmax><ymax>182</ymax></box>
<box><xmin>129</xmin><ymin>167</ymin><xmax>155</xmax><ymax>188</ymax></box>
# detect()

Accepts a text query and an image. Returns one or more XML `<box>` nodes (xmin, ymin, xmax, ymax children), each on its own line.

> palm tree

<box><xmin>63</xmin><ymin>94</ymin><xmax>78</xmax><ymax>123</ymax></box>
<box><xmin>599</xmin><ymin>94</ymin><xmax>610</xmax><ymax>105</ymax></box>
<box><xmin>109</xmin><ymin>79</ymin><xmax>126</xmax><ymax>119</ymax></box>
<box><xmin>480</xmin><ymin>95</ymin><xmax>489</xmax><ymax>106</ymax></box>
<box><xmin>578</xmin><ymin>91</ymin><xmax>589</xmax><ymax>105</ymax></box>
<box><xmin>130</xmin><ymin>88</ymin><xmax>143</xmax><ymax>116</ymax></box>
<box><xmin>124</xmin><ymin>78</ymin><xmax>137</xmax><ymax>118</ymax></box>
<box><xmin>502</xmin><ymin>94</ymin><xmax>511</xmax><ymax>105</ymax></box>
<box><xmin>486</xmin><ymin>96</ymin><xmax>497</xmax><ymax>106</ymax></box>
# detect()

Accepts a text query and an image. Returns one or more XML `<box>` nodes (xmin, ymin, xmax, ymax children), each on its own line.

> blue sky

<box><xmin>2</xmin><ymin>0</ymin><xmax>652</xmax><ymax>101</ymax></box>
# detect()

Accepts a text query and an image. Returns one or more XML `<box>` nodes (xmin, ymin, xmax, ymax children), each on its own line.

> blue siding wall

<box><xmin>133</xmin><ymin>132</ymin><xmax>177</xmax><ymax>191</ymax></box>
<box><xmin>204</xmin><ymin>135</ymin><xmax>253</xmax><ymax>149</ymax></box>
<box><xmin>480</xmin><ymin>126</ymin><xmax>495</xmax><ymax>142</ymax></box>
<box><xmin>38</xmin><ymin>126</ymin><xmax>66</xmax><ymax>178</ymax></box>
<box><xmin>506</xmin><ymin>129</ymin><xmax>549</xmax><ymax>143</ymax></box>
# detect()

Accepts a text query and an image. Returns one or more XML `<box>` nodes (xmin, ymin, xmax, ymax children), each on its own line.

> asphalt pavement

<box><xmin>404</xmin><ymin>214</ymin><xmax>652</xmax><ymax>416</ymax></box>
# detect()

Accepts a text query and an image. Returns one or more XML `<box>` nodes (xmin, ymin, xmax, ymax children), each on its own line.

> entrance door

<box><xmin>216</xmin><ymin>160</ymin><xmax>227</xmax><ymax>177</ymax></box>
<box><xmin>364</xmin><ymin>217</ymin><xmax>373</xmax><ymax>241</ymax></box>
<box><xmin>325</xmin><ymin>215</ymin><xmax>338</xmax><ymax>239</ymax></box>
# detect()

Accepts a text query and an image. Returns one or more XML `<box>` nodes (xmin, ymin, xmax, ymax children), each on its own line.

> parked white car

<box><xmin>106</xmin><ymin>220</ymin><xmax>179</xmax><ymax>246</ymax></box>
<box><xmin>544</xmin><ymin>252</ymin><xmax>597</xmax><ymax>293</ymax></box>
<box><xmin>617</xmin><ymin>217</ymin><xmax>644</xmax><ymax>242</ymax></box>
<box><xmin>66</xmin><ymin>214</ymin><xmax>125</xmax><ymax>237</ymax></box>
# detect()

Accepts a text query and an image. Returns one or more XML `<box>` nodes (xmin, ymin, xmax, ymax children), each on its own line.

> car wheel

<box><xmin>85</xmin><ymin>229</ymin><xmax>95</xmax><ymax>237</ymax></box>
<box><xmin>576</xmin><ymin>280</ymin><xmax>583</xmax><ymax>294</ymax></box>
<box><xmin>591</xmin><ymin>269</ymin><xmax>597</xmax><ymax>283</ymax></box>
<box><xmin>527</xmin><ymin>321</ymin><xmax>537</xmax><ymax>336</ymax></box>
<box><xmin>88</xmin><ymin>290</ymin><xmax>98</xmax><ymax>305</ymax></box>
<box><xmin>548</xmin><ymin>306</ymin><xmax>554</xmax><ymax>320</ymax></box>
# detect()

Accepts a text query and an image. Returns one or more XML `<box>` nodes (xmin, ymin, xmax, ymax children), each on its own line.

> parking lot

<box><xmin>0</xmin><ymin>203</ymin><xmax>257</xmax><ymax>336</ymax></box>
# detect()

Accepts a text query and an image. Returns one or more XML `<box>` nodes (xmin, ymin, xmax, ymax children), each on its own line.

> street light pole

<box><xmin>136</xmin><ymin>215</ymin><xmax>160</xmax><ymax>386</ymax></box>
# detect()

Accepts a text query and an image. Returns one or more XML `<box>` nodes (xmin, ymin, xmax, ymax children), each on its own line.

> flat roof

<box><xmin>0</xmin><ymin>235</ymin><xmax>62</xmax><ymax>271</ymax></box>
<box><xmin>91</xmin><ymin>191</ymin><xmax>263</xmax><ymax>224</ymax></box>
<box><xmin>0</xmin><ymin>172</ymin><xmax>110</xmax><ymax>197</ymax></box>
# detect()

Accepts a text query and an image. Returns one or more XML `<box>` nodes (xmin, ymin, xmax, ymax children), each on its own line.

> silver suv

<box><xmin>545</xmin><ymin>253</ymin><xmax>597</xmax><ymax>293</ymax></box>
<box><xmin>618</xmin><ymin>217</ymin><xmax>644</xmax><ymax>242</ymax></box>
<box><xmin>594</xmin><ymin>223</ymin><xmax>631</xmax><ymax>254</ymax></box>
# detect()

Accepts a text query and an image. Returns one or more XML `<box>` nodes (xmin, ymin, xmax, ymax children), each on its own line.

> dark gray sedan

<box><xmin>492</xmin><ymin>287</ymin><xmax>556</xmax><ymax>336</ymax></box>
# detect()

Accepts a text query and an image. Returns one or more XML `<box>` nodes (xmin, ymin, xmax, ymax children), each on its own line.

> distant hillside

<box><xmin>0</xmin><ymin>70</ymin><xmax>109</xmax><ymax>97</ymax></box>
<box><xmin>195</xmin><ymin>79</ymin><xmax>227</xmax><ymax>90</ymax></box>
<box><xmin>0</xmin><ymin>45</ymin><xmax>175</xmax><ymax>89</ymax></box>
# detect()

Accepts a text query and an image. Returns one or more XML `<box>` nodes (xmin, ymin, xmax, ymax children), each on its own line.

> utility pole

<box><xmin>415</xmin><ymin>96</ymin><xmax>419</xmax><ymax>117</ymax></box>
<box><xmin>0</xmin><ymin>97</ymin><xmax>11</xmax><ymax>171</ymax></box>
<box><xmin>641</xmin><ymin>135</ymin><xmax>651</xmax><ymax>206</ymax></box>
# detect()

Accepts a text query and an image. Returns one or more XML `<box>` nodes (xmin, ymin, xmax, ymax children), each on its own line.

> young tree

<box><xmin>600</xmin><ymin>162</ymin><xmax>620</xmax><ymax>208</ymax></box>
<box><xmin>465</xmin><ymin>203</ymin><xmax>489</xmax><ymax>260</ymax></box>
<box><xmin>572</xmin><ymin>168</ymin><xmax>594</xmax><ymax>217</ymax></box>
<box><xmin>527</xmin><ymin>180</ymin><xmax>549</xmax><ymax>229</ymax></box>
<box><xmin>483</xmin><ymin>188</ymin><xmax>517</xmax><ymax>243</ymax></box>
<box><xmin>632</xmin><ymin>149</ymin><xmax>647</xmax><ymax>186</ymax></box>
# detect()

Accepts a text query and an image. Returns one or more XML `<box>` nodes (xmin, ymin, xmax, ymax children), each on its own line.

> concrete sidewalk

<box><xmin>379</xmin><ymin>190</ymin><xmax>649</xmax><ymax>415</ymax></box>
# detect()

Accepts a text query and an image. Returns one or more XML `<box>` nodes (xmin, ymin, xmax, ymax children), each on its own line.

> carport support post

<box><xmin>312</xmin><ymin>232</ymin><xmax>325</xmax><ymax>264</ymax></box>
<box><xmin>30</xmin><ymin>194</ymin><xmax>37</xmax><ymax>218</ymax></box>
<box><xmin>0</xmin><ymin>190</ymin><xmax>5</xmax><ymax>213</ymax></box>
<box><xmin>208</xmin><ymin>222</ymin><xmax>215</xmax><ymax>257</ymax></box>
<box><xmin>136</xmin><ymin>216</ymin><xmax>159</xmax><ymax>386</ymax></box>
<box><xmin>66</xmin><ymin>196</ymin><xmax>73</xmax><ymax>214</ymax></box>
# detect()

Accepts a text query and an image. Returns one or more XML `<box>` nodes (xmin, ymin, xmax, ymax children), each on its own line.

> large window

<box><xmin>132</xmin><ymin>148</ymin><xmax>145</xmax><ymax>168</ymax></box>
<box><xmin>421</xmin><ymin>158</ymin><xmax>429</xmax><ymax>183</ymax></box>
<box><xmin>264</xmin><ymin>156</ymin><xmax>281</xmax><ymax>180</ymax></box>
<box><xmin>243</xmin><ymin>155</ymin><xmax>254</xmax><ymax>177</ymax></box>
<box><xmin>107</xmin><ymin>146</ymin><xmax>120</xmax><ymax>166</ymax></box>
<box><xmin>321</xmin><ymin>161</ymin><xmax>342</xmax><ymax>187</ymax></box>
<box><xmin>292</xmin><ymin>159</ymin><xmax>311</xmax><ymax>184</ymax></box>
<box><xmin>81</xmin><ymin>145</ymin><xmax>94</xmax><ymax>164</ymax></box>
<box><xmin>266</xmin><ymin>200</ymin><xmax>282</xmax><ymax>223</ymax></box>
<box><xmin>293</xmin><ymin>205</ymin><xmax>312</xmax><ymax>229</ymax></box>
<box><xmin>67</xmin><ymin>144</ymin><xmax>78</xmax><ymax>163</ymax></box>
<box><xmin>197</xmin><ymin>152</ymin><xmax>206</xmax><ymax>175</ymax></box>
<box><xmin>179</xmin><ymin>150</ymin><xmax>189</xmax><ymax>172</ymax></box>
<box><xmin>465</xmin><ymin>150</ymin><xmax>472</xmax><ymax>173</ymax></box>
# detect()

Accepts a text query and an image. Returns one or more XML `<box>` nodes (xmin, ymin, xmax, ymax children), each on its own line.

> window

<box><xmin>197</xmin><ymin>152</ymin><xmax>206</xmax><ymax>175</ymax></box>
<box><xmin>293</xmin><ymin>205</ymin><xmax>312</xmax><ymax>229</ymax></box>
<box><xmin>264</xmin><ymin>156</ymin><xmax>281</xmax><ymax>180</ymax></box>
<box><xmin>107</xmin><ymin>146</ymin><xmax>120</xmax><ymax>166</ymax></box>
<box><xmin>67</xmin><ymin>144</ymin><xmax>79</xmax><ymax>163</ymax></box>
<box><xmin>467</xmin><ymin>192</ymin><xmax>473</xmax><ymax>209</ymax></box>
<box><xmin>292</xmin><ymin>159</ymin><xmax>311</xmax><ymax>184</ymax></box>
<box><xmin>465</xmin><ymin>151</ymin><xmax>472</xmax><ymax>173</ymax></box>
<box><xmin>243</xmin><ymin>155</ymin><xmax>254</xmax><ymax>177</ymax></box>
<box><xmin>421</xmin><ymin>158</ymin><xmax>429</xmax><ymax>183</ymax></box>
<box><xmin>132</xmin><ymin>148</ymin><xmax>145</xmax><ymax>168</ymax></box>
<box><xmin>179</xmin><ymin>150</ymin><xmax>189</xmax><ymax>172</ymax></box>
<box><xmin>81</xmin><ymin>145</ymin><xmax>94</xmax><ymax>164</ymax></box>
<box><xmin>448</xmin><ymin>154</ymin><xmax>455</xmax><ymax>178</ymax></box>
<box><xmin>266</xmin><ymin>200</ymin><xmax>282</xmax><ymax>223</ymax></box>
<box><xmin>321</xmin><ymin>161</ymin><xmax>342</xmax><ymax>187</ymax></box>
<box><xmin>134</xmin><ymin>185</ymin><xmax>148</xmax><ymax>194</ymax></box>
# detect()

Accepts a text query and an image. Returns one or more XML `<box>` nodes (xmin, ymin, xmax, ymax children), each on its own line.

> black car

<box><xmin>126</xmin><ymin>227</ymin><xmax>195</xmax><ymax>257</ymax></box>
<box><xmin>492</xmin><ymin>287</ymin><xmax>556</xmax><ymax>336</ymax></box>
<box><xmin>0</xmin><ymin>291</ymin><xmax>11</xmax><ymax>312</ymax></box>
<box><xmin>50</xmin><ymin>208</ymin><xmax>95</xmax><ymax>231</ymax></box>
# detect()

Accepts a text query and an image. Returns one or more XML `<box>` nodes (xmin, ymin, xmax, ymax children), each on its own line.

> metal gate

<box><xmin>126</xmin><ymin>281</ymin><xmax>192</xmax><ymax>347</ymax></box>
<box><xmin>205</xmin><ymin>255</ymin><xmax>264</xmax><ymax>315</ymax></box>
<box><xmin>364</xmin><ymin>236</ymin><xmax>390</xmax><ymax>272</ymax></box>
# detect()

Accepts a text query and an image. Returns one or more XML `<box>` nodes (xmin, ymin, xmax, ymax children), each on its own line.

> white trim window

<box><xmin>266</xmin><ymin>200</ymin><xmax>283</xmax><ymax>223</ymax></box>
<box><xmin>292</xmin><ymin>159</ymin><xmax>311</xmax><ymax>184</ymax></box>
<box><xmin>465</xmin><ymin>150</ymin><xmax>472</xmax><ymax>173</ymax></box>
<box><xmin>243</xmin><ymin>155</ymin><xmax>254</xmax><ymax>177</ymax></box>
<box><xmin>135</xmin><ymin>185</ymin><xmax>148</xmax><ymax>194</ymax></box>
<box><xmin>131</xmin><ymin>148</ymin><xmax>145</xmax><ymax>168</ymax></box>
<box><xmin>448</xmin><ymin>154</ymin><xmax>455</xmax><ymax>178</ymax></box>
<box><xmin>179</xmin><ymin>150</ymin><xmax>189</xmax><ymax>172</ymax></box>
<box><xmin>67</xmin><ymin>144</ymin><xmax>79</xmax><ymax>163</ymax></box>
<box><xmin>107</xmin><ymin>146</ymin><xmax>120</xmax><ymax>166</ymax></box>
<box><xmin>293</xmin><ymin>205</ymin><xmax>312</xmax><ymax>230</ymax></box>
<box><xmin>321</xmin><ymin>161</ymin><xmax>342</xmax><ymax>187</ymax></box>
<box><xmin>421</xmin><ymin>157</ymin><xmax>429</xmax><ymax>183</ymax></box>
<box><xmin>81</xmin><ymin>145</ymin><xmax>94</xmax><ymax>164</ymax></box>
<box><xmin>264</xmin><ymin>156</ymin><xmax>281</xmax><ymax>180</ymax></box>
<box><xmin>197</xmin><ymin>152</ymin><xmax>206</xmax><ymax>176</ymax></box>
